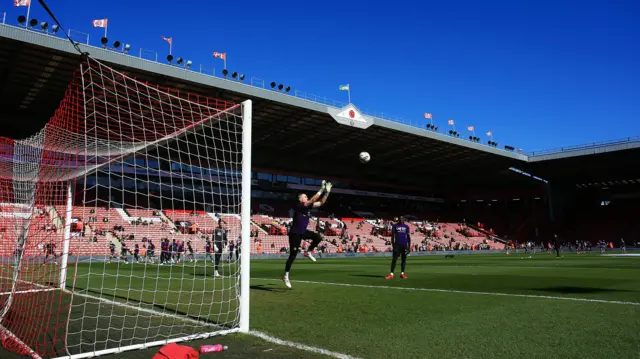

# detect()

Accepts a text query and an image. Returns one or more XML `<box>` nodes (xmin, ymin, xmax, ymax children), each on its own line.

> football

<box><xmin>359</xmin><ymin>151</ymin><xmax>371</xmax><ymax>163</ymax></box>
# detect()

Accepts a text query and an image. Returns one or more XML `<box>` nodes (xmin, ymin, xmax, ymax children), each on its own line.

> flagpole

<box><xmin>348</xmin><ymin>86</ymin><xmax>351</xmax><ymax>104</ymax></box>
<box><xmin>25</xmin><ymin>0</ymin><xmax>31</xmax><ymax>28</ymax></box>
<box><xmin>224</xmin><ymin>56</ymin><xmax>227</xmax><ymax>70</ymax></box>
<box><xmin>170</xmin><ymin>41</ymin><xmax>172</xmax><ymax>55</ymax></box>
<box><xmin>104</xmin><ymin>24</ymin><xmax>107</xmax><ymax>39</ymax></box>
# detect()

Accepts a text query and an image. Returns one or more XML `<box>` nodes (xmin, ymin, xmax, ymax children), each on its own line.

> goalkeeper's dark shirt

<box><xmin>213</xmin><ymin>228</ymin><xmax>227</xmax><ymax>245</ymax></box>
<box><xmin>290</xmin><ymin>203</ymin><xmax>312</xmax><ymax>235</ymax></box>
<box><xmin>391</xmin><ymin>223</ymin><xmax>411</xmax><ymax>247</ymax></box>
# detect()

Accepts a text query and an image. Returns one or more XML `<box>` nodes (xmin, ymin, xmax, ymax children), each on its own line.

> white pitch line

<box><xmin>0</xmin><ymin>287</ymin><xmax>57</xmax><ymax>296</ymax></box>
<box><xmin>253</xmin><ymin>278</ymin><xmax>640</xmax><ymax>306</ymax></box>
<box><xmin>249</xmin><ymin>330</ymin><xmax>362</xmax><ymax>359</ymax></box>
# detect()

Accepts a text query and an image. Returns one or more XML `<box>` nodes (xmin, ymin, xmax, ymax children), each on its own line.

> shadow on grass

<box><xmin>72</xmin><ymin>285</ymin><xmax>233</xmax><ymax>330</ymax></box>
<box><xmin>250</xmin><ymin>284</ymin><xmax>287</xmax><ymax>293</ymax></box>
<box><xmin>532</xmin><ymin>286</ymin><xmax>632</xmax><ymax>294</ymax></box>
<box><xmin>349</xmin><ymin>274</ymin><xmax>385</xmax><ymax>279</ymax></box>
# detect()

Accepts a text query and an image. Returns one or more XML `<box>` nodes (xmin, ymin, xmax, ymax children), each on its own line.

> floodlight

<box><xmin>100</xmin><ymin>37</ymin><xmax>108</xmax><ymax>47</ymax></box>
<box><xmin>285</xmin><ymin>86</ymin><xmax>291</xmax><ymax>92</ymax></box>
<box><xmin>124</xmin><ymin>44</ymin><xmax>131</xmax><ymax>53</ymax></box>
<box><xmin>270</xmin><ymin>82</ymin><xmax>276</xmax><ymax>88</ymax></box>
<box><xmin>17</xmin><ymin>16</ymin><xmax>26</xmax><ymax>25</ymax></box>
<box><xmin>177</xmin><ymin>58</ymin><xmax>183</xmax><ymax>65</ymax></box>
<box><xmin>167</xmin><ymin>54</ymin><xmax>174</xmax><ymax>63</ymax></box>
<box><xmin>29</xmin><ymin>19</ymin><xmax>38</xmax><ymax>27</ymax></box>
<box><xmin>40</xmin><ymin>22</ymin><xmax>48</xmax><ymax>31</ymax></box>
<box><xmin>232</xmin><ymin>72</ymin><xmax>238</xmax><ymax>79</ymax></box>
<box><xmin>278</xmin><ymin>84</ymin><xmax>284</xmax><ymax>90</ymax></box>
<box><xmin>186</xmin><ymin>60</ymin><xmax>192</xmax><ymax>68</ymax></box>
<box><xmin>51</xmin><ymin>24</ymin><xmax>59</xmax><ymax>34</ymax></box>
<box><xmin>113</xmin><ymin>41</ymin><xmax>121</xmax><ymax>49</ymax></box>
<box><xmin>239</xmin><ymin>74</ymin><xmax>245</xmax><ymax>81</ymax></box>
<box><xmin>222</xmin><ymin>69</ymin><xmax>229</xmax><ymax>77</ymax></box>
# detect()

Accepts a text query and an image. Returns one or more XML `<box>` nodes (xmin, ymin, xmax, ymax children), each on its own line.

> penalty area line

<box><xmin>249</xmin><ymin>330</ymin><xmax>362</xmax><ymax>359</ymax></box>
<box><xmin>253</xmin><ymin>278</ymin><xmax>640</xmax><ymax>306</ymax></box>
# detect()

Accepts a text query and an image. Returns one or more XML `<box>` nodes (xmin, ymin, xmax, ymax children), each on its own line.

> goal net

<box><xmin>0</xmin><ymin>58</ymin><xmax>252</xmax><ymax>358</ymax></box>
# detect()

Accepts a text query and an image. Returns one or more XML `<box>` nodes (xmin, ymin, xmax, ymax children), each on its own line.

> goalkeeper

<box><xmin>385</xmin><ymin>216</ymin><xmax>410</xmax><ymax>280</ymax></box>
<box><xmin>282</xmin><ymin>181</ymin><xmax>332</xmax><ymax>289</ymax></box>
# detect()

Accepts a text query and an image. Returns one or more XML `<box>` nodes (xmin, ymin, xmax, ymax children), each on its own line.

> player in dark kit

<box><xmin>282</xmin><ymin>180</ymin><xmax>332</xmax><ymax>289</ymax></box>
<box><xmin>213</xmin><ymin>221</ymin><xmax>228</xmax><ymax>278</ymax></box>
<box><xmin>553</xmin><ymin>234</ymin><xmax>562</xmax><ymax>258</ymax></box>
<box><xmin>385</xmin><ymin>217</ymin><xmax>411</xmax><ymax>279</ymax></box>
<box><xmin>45</xmin><ymin>242</ymin><xmax>58</xmax><ymax>265</ymax></box>
<box><xmin>187</xmin><ymin>240</ymin><xmax>196</xmax><ymax>262</ymax></box>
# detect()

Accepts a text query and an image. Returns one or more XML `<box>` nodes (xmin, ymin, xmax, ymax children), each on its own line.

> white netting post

<box><xmin>239</xmin><ymin>100</ymin><xmax>252</xmax><ymax>333</ymax></box>
<box><xmin>59</xmin><ymin>184</ymin><xmax>73</xmax><ymax>290</ymax></box>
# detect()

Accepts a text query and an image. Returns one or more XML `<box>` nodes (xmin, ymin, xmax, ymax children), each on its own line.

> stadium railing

<box><xmin>527</xmin><ymin>136</ymin><xmax>640</xmax><ymax>156</ymax></box>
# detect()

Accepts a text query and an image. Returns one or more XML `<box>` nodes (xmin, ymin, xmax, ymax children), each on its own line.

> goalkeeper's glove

<box><xmin>326</xmin><ymin>182</ymin><xmax>333</xmax><ymax>193</ymax></box>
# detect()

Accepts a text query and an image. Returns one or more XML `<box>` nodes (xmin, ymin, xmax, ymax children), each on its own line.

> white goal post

<box><xmin>0</xmin><ymin>58</ymin><xmax>252</xmax><ymax>359</ymax></box>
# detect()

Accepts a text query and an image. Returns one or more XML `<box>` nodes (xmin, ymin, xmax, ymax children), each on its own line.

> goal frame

<box><xmin>52</xmin><ymin>99</ymin><xmax>253</xmax><ymax>359</ymax></box>
<box><xmin>0</xmin><ymin>73</ymin><xmax>253</xmax><ymax>358</ymax></box>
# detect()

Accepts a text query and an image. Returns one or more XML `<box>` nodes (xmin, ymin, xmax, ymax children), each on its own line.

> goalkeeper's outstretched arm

<box><xmin>304</xmin><ymin>181</ymin><xmax>332</xmax><ymax>208</ymax></box>
<box><xmin>304</xmin><ymin>181</ymin><xmax>327</xmax><ymax>205</ymax></box>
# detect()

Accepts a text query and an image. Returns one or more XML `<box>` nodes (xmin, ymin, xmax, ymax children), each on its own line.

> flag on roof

<box><xmin>92</xmin><ymin>19</ymin><xmax>108</xmax><ymax>27</ymax></box>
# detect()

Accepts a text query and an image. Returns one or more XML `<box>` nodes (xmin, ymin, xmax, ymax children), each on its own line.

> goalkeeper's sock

<box><xmin>284</xmin><ymin>272</ymin><xmax>289</xmax><ymax>280</ymax></box>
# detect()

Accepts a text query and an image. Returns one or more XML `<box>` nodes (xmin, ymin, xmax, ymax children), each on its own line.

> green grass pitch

<box><xmin>1</xmin><ymin>252</ymin><xmax>638</xmax><ymax>358</ymax></box>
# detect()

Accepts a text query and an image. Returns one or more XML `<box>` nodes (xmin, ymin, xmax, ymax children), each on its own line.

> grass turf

<box><xmin>0</xmin><ymin>251</ymin><xmax>638</xmax><ymax>358</ymax></box>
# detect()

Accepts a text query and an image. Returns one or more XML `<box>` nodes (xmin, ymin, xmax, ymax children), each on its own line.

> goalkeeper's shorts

<box><xmin>393</xmin><ymin>245</ymin><xmax>409</xmax><ymax>257</ymax></box>
<box><xmin>288</xmin><ymin>231</ymin><xmax>322</xmax><ymax>252</ymax></box>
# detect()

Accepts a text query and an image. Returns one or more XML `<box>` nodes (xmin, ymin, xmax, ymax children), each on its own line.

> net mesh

<box><xmin>0</xmin><ymin>58</ymin><xmax>248</xmax><ymax>358</ymax></box>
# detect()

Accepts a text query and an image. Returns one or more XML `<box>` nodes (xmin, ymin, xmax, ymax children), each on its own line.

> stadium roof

<box><xmin>0</xmin><ymin>24</ymin><xmax>638</xmax><ymax>191</ymax></box>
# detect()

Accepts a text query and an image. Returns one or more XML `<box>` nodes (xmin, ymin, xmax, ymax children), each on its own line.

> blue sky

<box><xmin>9</xmin><ymin>0</ymin><xmax>640</xmax><ymax>151</ymax></box>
